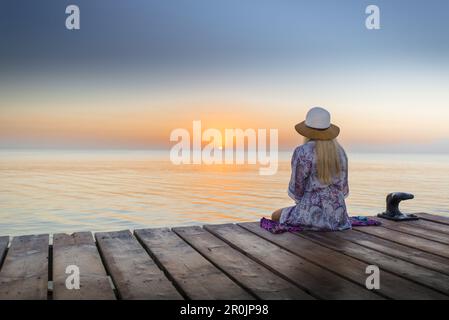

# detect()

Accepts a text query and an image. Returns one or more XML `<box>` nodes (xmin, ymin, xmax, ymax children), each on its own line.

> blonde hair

<box><xmin>304</xmin><ymin>137</ymin><xmax>342</xmax><ymax>185</ymax></box>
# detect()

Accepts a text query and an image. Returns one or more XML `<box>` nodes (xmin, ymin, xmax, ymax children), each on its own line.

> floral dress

<box><xmin>280</xmin><ymin>141</ymin><xmax>351</xmax><ymax>231</ymax></box>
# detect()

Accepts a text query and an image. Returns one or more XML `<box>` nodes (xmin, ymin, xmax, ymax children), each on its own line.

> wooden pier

<box><xmin>0</xmin><ymin>212</ymin><xmax>448</xmax><ymax>300</ymax></box>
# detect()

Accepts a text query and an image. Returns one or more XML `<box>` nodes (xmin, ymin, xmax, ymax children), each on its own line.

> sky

<box><xmin>1</xmin><ymin>0</ymin><xmax>449</xmax><ymax>152</ymax></box>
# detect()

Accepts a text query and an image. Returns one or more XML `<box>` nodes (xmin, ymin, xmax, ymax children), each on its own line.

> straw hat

<box><xmin>295</xmin><ymin>107</ymin><xmax>340</xmax><ymax>140</ymax></box>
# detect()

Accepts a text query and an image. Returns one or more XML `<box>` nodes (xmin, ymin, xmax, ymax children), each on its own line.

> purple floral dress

<box><xmin>280</xmin><ymin>141</ymin><xmax>351</xmax><ymax>231</ymax></box>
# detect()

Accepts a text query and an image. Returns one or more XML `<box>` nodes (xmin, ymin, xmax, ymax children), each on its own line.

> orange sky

<box><xmin>1</xmin><ymin>66</ymin><xmax>449</xmax><ymax>151</ymax></box>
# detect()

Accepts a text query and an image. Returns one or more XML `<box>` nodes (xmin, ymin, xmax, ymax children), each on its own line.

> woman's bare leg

<box><xmin>271</xmin><ymin>208</ymin><xmax>283</xmax><ymax>222</ymax></box>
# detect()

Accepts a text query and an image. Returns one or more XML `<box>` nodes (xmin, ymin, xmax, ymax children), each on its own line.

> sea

<box><xmin>1</xmin><ymin>150</ymin><xmax>448</xmax><ymax>236</ymax></box>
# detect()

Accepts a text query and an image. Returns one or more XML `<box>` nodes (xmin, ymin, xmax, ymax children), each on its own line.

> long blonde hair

<box><xmin>304</xmin><ymin>137</ymin><xmax>342</xmax><ymax>185</ymax></box>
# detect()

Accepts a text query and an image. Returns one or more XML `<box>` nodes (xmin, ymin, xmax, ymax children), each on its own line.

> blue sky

<box><xmin>2</xmin><ymin>0</ymin><xmax>448</xmax><ymax>73</ymax></box>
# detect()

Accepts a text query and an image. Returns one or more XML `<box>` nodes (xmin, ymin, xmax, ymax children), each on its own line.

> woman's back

<box><xmin>297</xmin><ymin>140</ymin><xmax>349</xmax><ymax>193</ymax></box>
<box><xmin>282</xmin><ymin>140</ymin><xmax>351</xmax><ymax>231</ymax></box>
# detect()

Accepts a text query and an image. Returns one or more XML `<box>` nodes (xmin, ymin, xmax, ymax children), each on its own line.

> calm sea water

<box><xmin>1</xmin><ymin>150</ymin><xmax>448</xmax><ymax>236</ymax></box>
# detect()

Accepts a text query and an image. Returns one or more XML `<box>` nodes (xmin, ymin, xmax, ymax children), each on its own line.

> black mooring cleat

<box><xmin>377</xmin><ymin>192</ymin><xmax>419</xmax><ymax>221</ymax></box>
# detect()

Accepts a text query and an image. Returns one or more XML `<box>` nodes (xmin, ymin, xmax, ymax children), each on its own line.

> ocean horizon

<box><xmin>1</xmin><ymin>149</ymin><xmax>449</xmax><ymax>236</ymax></box>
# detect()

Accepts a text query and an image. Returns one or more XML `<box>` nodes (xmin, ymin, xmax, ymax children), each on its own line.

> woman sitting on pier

<box><xmin>272</xmin><ymin>107</ymin><xmax>351</xmax><ymax>231</ymax></box>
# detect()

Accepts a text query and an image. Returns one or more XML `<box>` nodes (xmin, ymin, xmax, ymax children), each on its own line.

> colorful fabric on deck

<box><xmin>260</xmin><ymin>216</ymin><xmax>381</xmax><ymax>234</ymax></box>
<box><xmin>350</xmin><ymin>216</ymin><xmax>382</xmax><ymax>227</ymax></box>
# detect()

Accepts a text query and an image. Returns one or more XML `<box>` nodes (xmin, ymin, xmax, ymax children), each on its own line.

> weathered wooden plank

<box><xmin>376</xmin><ymin>218</ymin><xmax>449</xmax><ymax>245</ymax></box>
<box><xmin>95</xmin><ymin>230</ymin><xmax>183</xmax><ymax>300</ymax></box>
<box><xmin>173</xmin><ymin>226</ymin><xmax>314</xmax><ymax>300</ymax></box>
<box><xmin>352</xmin><ymin>227</ymin><xmax>449</xmax><ymax>276</ymax></box>
<box><xmin>415</xmin><ymin>213</ymin><xmax>449</xmax><ymax>225</ymax></box>
<box><xmin>351</xmin><ymin>224</ymin><xmax>449</xmax><ymax>259</ymax></box>
<box><xmin>52</xmin><ymin>232</ymin><xmax>116</xmax><ymax>300</ymax></box>
<box><xmin>0</xmin><ymin>236</ymin><xmax>8</xmax><ymax>269</ymax></box>
<box><xmin>295</xmin><ymin>229</ymin><xmax>449</xmax><ymax>296</ymax></box>
<box><xmin>204</xmin><ymin>224</ymin><xmax>382</xmax><ymax>300</ymax></box>
<box><xmin>390</xmin><ymin>219</ymin><xmax>449</xmax><ymax>236</ymax></box>
<box><xmin>239</xmin><ymin>222</ymin><xmax>447</xmax><ymax>299</ymax></box>
<box><xmin>0</xmin><ymin>234</ymin><xmax>49</xmax><ymax>300</ymax></box>
<box><xmin>134</xmin><ymin>228</ymin><xmax>253</xmax><ymax>300</ymax></box>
